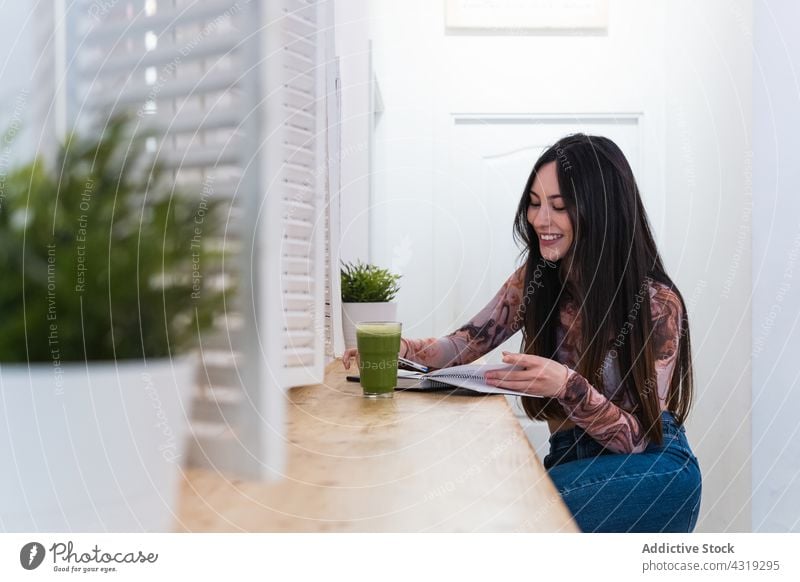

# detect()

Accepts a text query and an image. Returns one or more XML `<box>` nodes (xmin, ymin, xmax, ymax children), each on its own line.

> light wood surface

<box><xmin>176</xmin><ymin>360</ymin><xmax>578</xmax><ymax>532</ymax></box>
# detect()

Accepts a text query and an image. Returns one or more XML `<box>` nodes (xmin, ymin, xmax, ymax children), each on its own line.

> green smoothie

<box><xmin>356</xmin><ymin>322</ymin><xmax>402</xmax><ymax>397</ymax></box>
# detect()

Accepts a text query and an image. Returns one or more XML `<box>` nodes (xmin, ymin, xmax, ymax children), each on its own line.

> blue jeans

<box><xmin>544</xmin><ymin>411</ymin><xmax>702</xmax><ymax>533</ymax></box>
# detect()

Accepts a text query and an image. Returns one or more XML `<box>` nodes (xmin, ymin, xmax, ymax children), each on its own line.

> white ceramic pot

<box><xmin>0</xmin><ymin>356</ymin><xmax>195</xmax><ymax>532</ymax></box>
<box><xmin>341</xmin><ymin>302</ymin><xmax>398</xmax><ymax>349</ymax></box>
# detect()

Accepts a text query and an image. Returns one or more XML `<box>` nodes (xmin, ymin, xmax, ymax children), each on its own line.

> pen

<box><xmin>398</xmin><ymin>356</ymin><xmax>429</xmax><ymax>373</ymax></box>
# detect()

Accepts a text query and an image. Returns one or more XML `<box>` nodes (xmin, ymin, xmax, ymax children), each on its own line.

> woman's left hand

<box><xmin>484</xmin><ymin>352</ymin><xmax>572</xmax><ymax>398</ymax></box>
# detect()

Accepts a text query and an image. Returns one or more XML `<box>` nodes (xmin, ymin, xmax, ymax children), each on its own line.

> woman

<box><xmin>343</xmin><ymin>134</ymin><xmax>702</xmax><ymax>533</ymax></box>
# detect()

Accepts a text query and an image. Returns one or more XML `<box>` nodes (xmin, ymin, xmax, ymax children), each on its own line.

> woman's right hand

<box><xmin>342</xmin><ymin>340</ymin><xmax>408</xmax><ymax>370</ymax></box>
<box><xmin>342</xmin><ymin>348</ymin><xmax>360</xmax><ymax>370</ymax></box>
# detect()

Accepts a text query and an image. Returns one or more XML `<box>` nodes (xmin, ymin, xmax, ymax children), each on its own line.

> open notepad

<box><xmin>396</xmin><ymin>363</ymin><xmax>542</xmax><ymax>398</ymax></box>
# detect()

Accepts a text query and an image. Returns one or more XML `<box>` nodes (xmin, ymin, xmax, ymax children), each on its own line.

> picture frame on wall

<box><xmin>445</xmin><ymin>0</ymin><xmax>610</xmax><ymax>34</ymax></box>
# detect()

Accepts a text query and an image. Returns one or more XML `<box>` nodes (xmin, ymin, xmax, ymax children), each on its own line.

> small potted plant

<box><xmin>340</xmin><ymin>261</ymin><xmax>401</xmax><ymax>349</ymax></box>
<box><xmin>0</xmin><ymin>116</ymin><xmax>227</xmax><ymax>532</ymax></box>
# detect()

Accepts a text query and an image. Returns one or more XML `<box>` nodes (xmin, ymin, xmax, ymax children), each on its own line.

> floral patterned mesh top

<box><xmin>400</xmin><ymin>266</ymin><xmax>684</xmax><ymax>454</ymax></box>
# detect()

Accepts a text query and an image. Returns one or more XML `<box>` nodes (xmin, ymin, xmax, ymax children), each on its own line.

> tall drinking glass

<box><xmin>355</xmin><ymin>322</ymin><xmax>402</xmax><ymax>398</ymax></box>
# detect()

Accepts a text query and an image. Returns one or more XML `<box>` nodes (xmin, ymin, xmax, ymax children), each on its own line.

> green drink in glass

<box><xmin>356</xmin><ymin>321</ymin><xmax>402</xmax><ymax>398</ymax></box>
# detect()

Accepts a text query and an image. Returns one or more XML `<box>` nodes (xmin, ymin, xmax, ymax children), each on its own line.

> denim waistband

<box><xmin>550</xmin><ymin>411</ymin><xmax>682</xmax><ymax>445</ymax></box>
<box><xmin>545</xmin><ymin>411</ymin><xmax>690</xmax><ymax>470</ymax></box>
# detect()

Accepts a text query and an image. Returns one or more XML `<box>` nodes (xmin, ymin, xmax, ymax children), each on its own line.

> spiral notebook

<box><xmin>396</xmin><ymin>363</ymin><xmax>540</xmax><ymax>397</ymax></box>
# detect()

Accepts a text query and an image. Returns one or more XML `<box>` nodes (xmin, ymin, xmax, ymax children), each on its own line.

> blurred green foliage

<box><xmin>0</xmin><ymin>116</ymin><xmax>229</xmax><ymax>362</ymax></box>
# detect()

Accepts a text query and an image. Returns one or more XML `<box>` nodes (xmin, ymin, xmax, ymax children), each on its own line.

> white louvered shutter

<box><xmin>259</xmin><ymin>0</ymin><xmax>327</xmax><ymax>390</ymax></box>
<box><xmin>76</xmin><ymin>0</ymin><xmax>331</xmax><ymax>479</ymax></box>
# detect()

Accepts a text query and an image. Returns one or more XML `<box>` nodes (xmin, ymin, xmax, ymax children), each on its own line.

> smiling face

<box><xmin>526</xmin><ymin>161</ymin><xmax>574</xmax><ymax>262</ymax></box>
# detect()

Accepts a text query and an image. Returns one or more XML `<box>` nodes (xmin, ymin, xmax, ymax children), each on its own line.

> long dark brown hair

<box><xmin>512</xmin><ymin>134</ymin><xmax>693</xmax><ymax>445</ymax></box>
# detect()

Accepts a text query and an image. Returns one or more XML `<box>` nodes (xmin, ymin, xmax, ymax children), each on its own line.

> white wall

<box><xmin>364</xmin><ymin>0</ymin><xmax>753</xmax><ymax>532</ymax></box>
<box><xmin>751</xmin><ymin>0</ymin><xmax>800</xmax><ymax>532</ymax></box>
<box><xmin>663</xmin><ymin>0</ymin><xmax>753</xmax><ymax>532</ymax></box>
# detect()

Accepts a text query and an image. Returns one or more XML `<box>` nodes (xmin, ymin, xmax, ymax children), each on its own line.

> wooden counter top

<box><xmin>177</xmin><ymin>361</ymin><xmax>578</xmax><ymax>532</ymax></box>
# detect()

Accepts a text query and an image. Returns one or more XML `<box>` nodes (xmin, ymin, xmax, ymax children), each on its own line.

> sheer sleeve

<box><xmin>553</xmin><ymin>283</ymin><xmax>684</xmax><ymax>454</ymax></box>
<box><xmin>401</xmin><ymin>266</ymin><xmax>527</xmax><ymax>369</ymax></box>
<box><xmin>555</xmin><ymin>371</ymin><xmax>650</xmax><ymax>454</ymax></box>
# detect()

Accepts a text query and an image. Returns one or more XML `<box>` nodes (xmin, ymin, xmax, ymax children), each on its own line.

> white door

<box><xmin>433</xmin><ymin>115</ymin><xmax>647</xmax><ymax>363</ymax></box>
